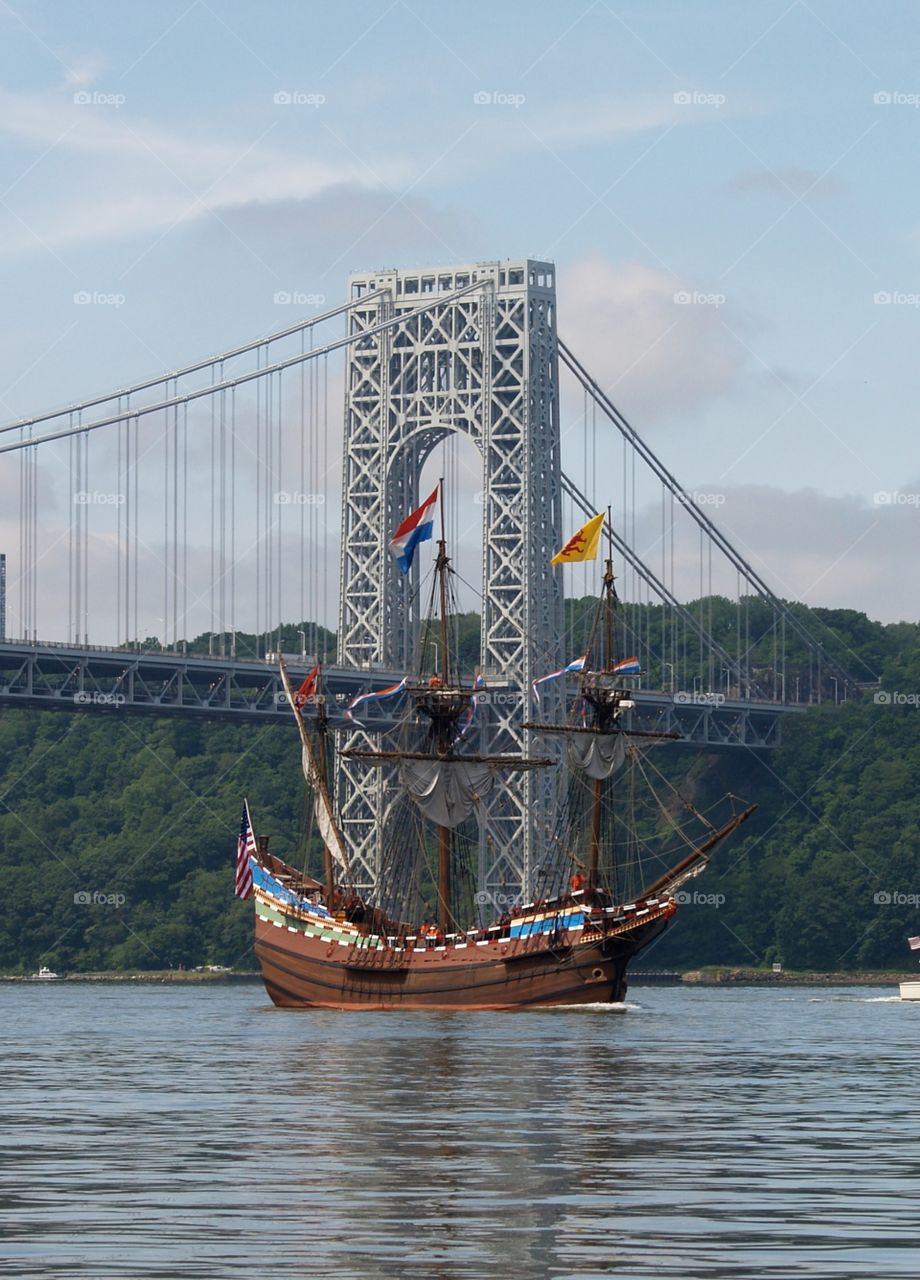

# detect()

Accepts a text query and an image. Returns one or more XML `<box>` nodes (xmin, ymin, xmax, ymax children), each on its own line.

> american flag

<box><xmin>235</xmin><ymin>801</ymin><xmax>256</xmax><ymax>900</ymax></box>
<box><xmin>908</xmin><ymin>936</ymin><xmax>920</xmax><ymax>952</ymax></box>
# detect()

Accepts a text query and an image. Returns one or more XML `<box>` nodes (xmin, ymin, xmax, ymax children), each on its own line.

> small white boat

<box><xmin>27</xmin><ymin>966</ymin><xmax>60</xmax><ymax>981</ymax></box>
<box><xmin>901</xmin><ymin>936</ymin><xmax>920</xmax><ymax>998</ymax></box>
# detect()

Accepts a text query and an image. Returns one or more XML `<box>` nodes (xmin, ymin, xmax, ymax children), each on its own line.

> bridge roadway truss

<box><xmin>0</xmin><ymin>640</ymin><xmax>800</xmax><ymax>746</ymax></box>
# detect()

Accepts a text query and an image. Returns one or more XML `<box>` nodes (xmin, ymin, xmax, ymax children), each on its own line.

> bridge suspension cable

<box><xmin>558</xmin><ymin>336</ymin><xmax>866</xmax><ymax>695</ymax></box>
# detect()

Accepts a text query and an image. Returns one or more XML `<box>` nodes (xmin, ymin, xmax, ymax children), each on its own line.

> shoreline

<box><xmin>2</xmin><ymin>967</ymin><xmax>914</xmax><ymax>987</ymax></box>
<box><xmin>1</xmin><ymin>970</ymin><xmax>263</xmax><ymax>984</ymax></box>
<box><xmin>676</xmin><ymin>967</ymin><xmax>912</xmax><ymax>987</ymax></box>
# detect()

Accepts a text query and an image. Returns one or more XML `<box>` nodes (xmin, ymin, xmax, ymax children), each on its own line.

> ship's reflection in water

<box><xmin>1</xmin><ymin>984</ymin><xmax>916</xmax><ymax>1278</ymax></box>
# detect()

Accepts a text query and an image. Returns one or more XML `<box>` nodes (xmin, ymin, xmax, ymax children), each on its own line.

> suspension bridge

<box><xmin>0</xmin><ymin>258</ymin><xmax>869</xmax><ymax>895</ymax></box>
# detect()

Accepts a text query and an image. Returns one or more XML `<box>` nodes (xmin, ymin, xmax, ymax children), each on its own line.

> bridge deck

<box><xmin>0</xmin><ymin>641</ymin><xmax>804</xmax><ymax>747</ymax></box>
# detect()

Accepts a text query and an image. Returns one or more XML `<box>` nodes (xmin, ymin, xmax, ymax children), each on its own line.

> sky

<box><xmin>0</xmin><ymin>0</ymin><xmax>917</xmax><ymax>642</ymax></box>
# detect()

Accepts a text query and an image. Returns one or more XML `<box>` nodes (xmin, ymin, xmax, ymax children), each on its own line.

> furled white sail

<box><xmin>301</xmin><ymin>745</ymin><xmax>350</xmax><ymax>876</ymax></box>
<box><xmin>277</xmin><ymin>657</ymin><xmax>351</xmax><ymax>879</ymax></box>
<box><xmin>566</xmin><ymin>731</ymin><xmax>626</xmax><ymax>780</ymax></box>
<box><xmin>399</xmin><ymin>759</ymin><xmax>495</xmax><ymax>828</ymax></box>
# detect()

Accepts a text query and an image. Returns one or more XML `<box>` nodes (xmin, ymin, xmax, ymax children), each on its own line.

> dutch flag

<box><xmin>389</xmin><ymin>487</ymin><xmax>439</xmax><ymax>575</ymax></box>
<box><xmin>612</xmin><ymin>657</ymin><xmax>642</xmax><ymax>676</ymax></box>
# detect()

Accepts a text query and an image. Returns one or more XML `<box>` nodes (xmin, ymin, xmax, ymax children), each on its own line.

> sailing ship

<box><xmin>242</xmin><ymin>497</ymin><xmax>756</xmax><ymax>1010</ymax></box>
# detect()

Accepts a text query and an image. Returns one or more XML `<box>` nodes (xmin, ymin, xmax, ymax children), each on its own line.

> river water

<box><xmin>0</xmin><ymin>982</ymin><xmax>916</xmax><ymax>1279</ymax></box>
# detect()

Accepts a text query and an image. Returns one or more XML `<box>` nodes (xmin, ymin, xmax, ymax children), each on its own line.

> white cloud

<box><xmin>729</xmin><ymin>167</ymin><xmax>844</xmax><ymax>200</ymax></box>
<box><xmin>0</xmin><ymin>87</ymin><xmax>412</xmax><ymax>254</ymax></box>
<box><xmin>630</xmin><ymin>483</ymin><xmax>920</xmax><ymax>624</ymax></box>
<box><xmin>60</xmin><ymin>55</ymin><xmax>107</xmax><ymax>90</ymax></box>
<box><xmin>557</xmin><ymin>254</ymin><xmax>743</xmax><ymax>423</ymax></box>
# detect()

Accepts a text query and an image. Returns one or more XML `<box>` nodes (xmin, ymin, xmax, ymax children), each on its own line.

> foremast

<box><xmin>278</xmin><ymin>657</ymin><xmax>351</xmax><ymax>900</ymax></box>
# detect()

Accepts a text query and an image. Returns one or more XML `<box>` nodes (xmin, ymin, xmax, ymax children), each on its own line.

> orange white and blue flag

<box><xmin>612</xmin><ymin>657</ymin><xmax>642</xmax><ymax>676</ymax></box>
<box><xmin>235</xmin><ymin>800</ymin><xmax>256</xmax><ymax>900</ymax></box>
<box><xmin>345</xmin><ymin>677</ymin><xmax>408</xmax><ymax>722</ymax></box>
<box><xmin>390</xmin><ymin>487</ymin><xmax>439</xmax><ymax>575</ymax></box>
<box><xmin>532</xmin><ymin>655</ymin><xmax>586</xmax><ymax>702</ymax></box>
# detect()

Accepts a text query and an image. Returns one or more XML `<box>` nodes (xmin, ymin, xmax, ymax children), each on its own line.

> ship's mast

<box><xmin>340</xmin><ymin>477</ymin><xmax>550</xmax><ymax>932</ymax></box>
<box><xmin>435</xmin><ymin>477</ymin><xmax>452</xmax><ymax>934</ymax></box>
<box><xmin>314</xmin><ymin>673</ymin><xmax>335</xmax><ymax>902</ymax></box>
<box><xmin>587</xmin><ymin>508</ymin><xmax>616</xmax><ymax>892</ymax></box>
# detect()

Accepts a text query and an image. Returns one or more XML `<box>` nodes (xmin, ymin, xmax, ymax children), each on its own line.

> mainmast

<box><xmin>434</xmin><ymin>478</ymin><xmax>452</xmax><ymax>933</ymax></box>
<box><xmin>341</xmin><ymin>478</ymin><xmax>550</xmax><ymax>933</ymax></box>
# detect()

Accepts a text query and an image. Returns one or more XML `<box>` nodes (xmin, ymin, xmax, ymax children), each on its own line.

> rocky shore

<box><xmin>680</xmin><ymin>967</ymin><xmax>911</xmax><ymax>987</ymax></box>
<box><xmin>1</xmin><ymin>970</ymin><xmax>262</xmax><ymax>983</ymax></box>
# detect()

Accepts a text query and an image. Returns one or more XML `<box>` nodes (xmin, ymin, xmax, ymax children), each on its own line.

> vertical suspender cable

<box><xmin>230</xmin><ymin>387</ymin><xmax>237</xmax><ymax>656</ymax></box>
<box><xmin>219</xmin><ymin>374</ymin><xmax>226</xmax><ymax>655</ymax></box>
<box><xmin>300</xmin><ymin>332</ymin><xmax>306</xmax><ymax>635</ymax></box>
<box><xmin>182</xmin><ymin>400</ymin><xmax>189</xmax><ymax>650</ymax></box>
<box><xmin>116</xmin><ymin>407</ymin><xmax>122</xmax><ymax>642</ymax></box>
<box><xmin>67</xmin><ymin>423</ymin><xmax>73</xmax><ymax>642</ymax></box>
<box><xmin>210</xmin><ymin>367</ymin><xmax>216</xmax><ymax>643</ymax></box>
<box><xmin>163</xmin><ymin>407</ymin><xmax>169</xmax><ymax>648</ymax></box>
<box><xmin>276</xmin><ymin>369</ymin><xmax>283</xmax><ymax>654</ymax></box>
<box><xmin>133</xmin><ymin>416</ymin><xmax>139</xmax><ymax>648</ymax></box>
<box><xmin>322</xmin><ymin>353</ymin><xmax>329</xmax><ymax>662</ymax></box>
<box><xmin>172</xmin><ymin>400</ymin><xmax>179</xmax><ymax>648</ymax></box>
<box><xmin>82</xmin><ymin>432</ymin><xmax>89</xmax><ymax>644</ymax></box>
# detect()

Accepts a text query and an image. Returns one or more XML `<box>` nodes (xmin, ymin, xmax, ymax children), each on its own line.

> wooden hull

<box><xmin>254</xmin><ymin>908</ymin><xmax>674</xmax><ymax>1011</ymax></box>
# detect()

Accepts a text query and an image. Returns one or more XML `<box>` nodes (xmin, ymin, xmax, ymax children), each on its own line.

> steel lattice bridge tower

<box><xmin>337</xmin><ymin>261</ymin><xmax>564</xmax><ymax>897</ymax></box>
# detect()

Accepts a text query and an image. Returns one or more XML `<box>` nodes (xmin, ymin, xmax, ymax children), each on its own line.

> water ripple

<box><xmin>0</xmin><ymin>982</ymin><xmax>916</xmax><ymax>1278</ymax></box>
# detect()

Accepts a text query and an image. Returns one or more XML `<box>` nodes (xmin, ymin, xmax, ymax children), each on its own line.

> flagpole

<box><xmin>436</xmin><ymin>476</ymin><xmax>449</xmax><ymax>686</ymax></box>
